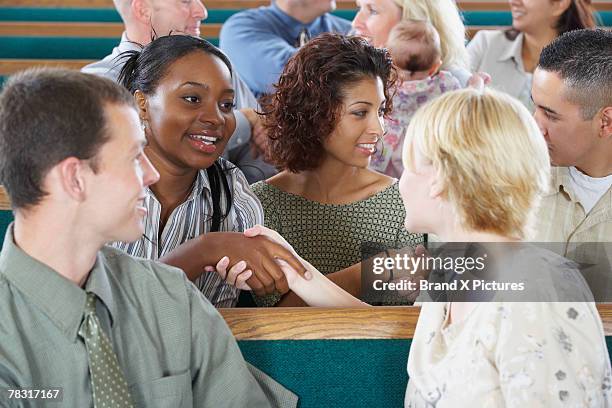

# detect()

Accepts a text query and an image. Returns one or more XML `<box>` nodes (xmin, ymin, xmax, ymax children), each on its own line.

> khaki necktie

<box><xmin>78</xmin><ymin>293</ymin><xmax>134</xmax><ymax>408</ymax></box>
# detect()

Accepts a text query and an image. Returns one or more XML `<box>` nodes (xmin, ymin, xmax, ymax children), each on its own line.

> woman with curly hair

<box><xmin>251</xmin><ymin>32</ymin><xmax>424</xmax><ymax>307</ymax></box>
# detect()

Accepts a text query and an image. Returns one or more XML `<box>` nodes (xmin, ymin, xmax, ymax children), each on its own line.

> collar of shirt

<box><xmin>146</xmin><ymin>169</ymin><xmax>210</xmax><ymax>206</ymax></box>
<box><xmin>497</xmin><ymin>32</ymin><xmax>525</xmax><ymax>70</ymax></box>
<box><xmin>268</xmin><ymin>2</ymin><xmax>320</xmax><ymax>41</ymax></box>
<box><xmin>118</xmin><ymin>31</ymin><xmax>142</xmax><ymax>53</ymax></box>
<box><xmin>548</xmin><ymin>166</ymin><xmax>579</xmax><ymax>203</ymax></box>
<box><xmin>0</xmin><ymin>225</ymin><xmax>117</xmax><ymax>342</ymax></box>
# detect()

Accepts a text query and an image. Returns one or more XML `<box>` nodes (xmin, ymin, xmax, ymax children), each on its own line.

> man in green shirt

<box><xmin>0</xmin><ymin>69</ymin><xmax>297</xmax><ymax>407</ymax></box>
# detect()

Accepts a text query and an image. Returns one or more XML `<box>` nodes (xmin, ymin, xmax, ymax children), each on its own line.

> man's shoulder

<box><xmin>81</xmin><ymin>52</ymin><xmax>122</xmax><ymax>81</ymax></box>
<box><xmin>224</xmin><ymin>5</ymin><xmax>275</xmax><ymax>26</ymax></box>
<box><xmin>99</xmin><ymin>245</ymin><xmax>187</xmax><ymax>287</ymax></box>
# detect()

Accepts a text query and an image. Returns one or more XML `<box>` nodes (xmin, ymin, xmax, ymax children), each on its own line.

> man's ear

<box><xmin>600</xmin><ymin>106</ymin><xmax>612</xmax><ymax>139</ymax></box>
<box><xmin>55</xmin><ymin>157</ymin><xmax>90</xmax><ymax>202</ymax></box>
<box><xmin>131</xmin><ymin>0</ymin><xmax>152</xmax><ymax>24</ymax></box>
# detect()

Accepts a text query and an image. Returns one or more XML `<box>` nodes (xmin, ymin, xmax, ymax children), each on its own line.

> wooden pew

<box><xmin>0</xmin><ymin>21</ymin><xmax>509</xmax><ymax>38</ymax></box>
<box><xmin>0</xmin><ymin>58</ymin><xmax>91</xmax><ymax>75</ymax></box>
<box><xmin>221</xmin><ymin>305</ymin><xmax>612</xmax><ymax>340</ymax></box>
<box><xmin>0</xmin><ymin>185</ymin><xmax>9</xmax><ymax>211</ymax></box>
<box><xmin>220</xmin><ymin>306</ymin><xmax>611</xmax><ymax>407</ymax></box>
<box><xmin>0</xmin><ymin>25</ymin><xmax>495</xmax><ymax>78</ymax></box>
<box><xmin>220</xmin><ymin>305</ymin><xmax>612</xmax><ymax>338</ymax></box>
<box><xmin>1</xmin><ymin>0</ymin><xmax>611</xmax><ymax>11</ymax></box>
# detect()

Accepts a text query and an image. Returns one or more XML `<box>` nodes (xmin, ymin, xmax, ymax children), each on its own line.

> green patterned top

<box><xmin>251</xmin><ymin>181</ymin><xmax>424</xmax><ymax>306</ymax></box>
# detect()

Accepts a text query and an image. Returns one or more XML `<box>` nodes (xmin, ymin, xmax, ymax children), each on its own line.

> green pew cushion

<box><xmin>0</xmin><ymin>210</ymin><xmax>14</xmax><ymax>248</ymax></box>
<box><xmin>0</xmin><ymin>37</ymin><xmax>219</xmax><ymax>59</ymax></box>
<box><xmin>0</xmin><ymin>7</ymin><xmax>250</xmax><ymax>24</ymax></box>
<box><xmin>239</xmin><ymin>339</ymin><xmax>410</xmax><ymax>408</ymax></box>
<box><xmin>0</xmin><ymin>7</ymin><xmax>122</xmax><ymax>22</ymax></box>
<box><xmin>1</xmin><ymin>7</ymin><xmax>609</xmax><ymax>26</ymax></box>
<box><xmin>240</xmin><ymin>337</ymin><xmax>612</xmax><ymax>407</ymax></box>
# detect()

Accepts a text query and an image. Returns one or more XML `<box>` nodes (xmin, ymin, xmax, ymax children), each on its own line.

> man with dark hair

<box><xmin>531</xmin><ymin>29</ymin><xmax>611</xmax><ymax>272</ymax></box>
<box><xmin>0</xmin><ymin>69</ymin><xmax>296</xmax><ymax>407</ymax></box>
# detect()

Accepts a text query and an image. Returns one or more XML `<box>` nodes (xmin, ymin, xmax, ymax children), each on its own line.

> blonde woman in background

<box><xmin>352</xmin><ymin>0</ymin><xmax>472</xmax><ymax>86</ymax></box>
<box><xmin>244</xmin><ymin>88</ymin><xmax>611</xmax><ymax>405</ymax></box>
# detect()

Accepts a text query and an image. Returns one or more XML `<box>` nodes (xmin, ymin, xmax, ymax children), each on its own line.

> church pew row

<box><xmin>0</xmin><ymin>21</ymin><xmax>527</xmax><ymax>38</ymax></box>
<box><xmin>1</xmin><ymin>7</ymin><xmax>611</xmax><ymax>24</ymax></box>
<box><xmin>226</xmin><ymin>306</ymin><xmax>612</xmax><ymax>407</ymax></box>
<box><xmin>0</xmin><ymin>25</ymin><xmax>498</xmax><ymax>85</ymax></box>
<box><xmin>0</xmin><ymin>186</ymin><xmax>611</xmax><ymax>407</ymax></box>
<box><xmin>3</xmin><ymin>0</ymin><xmax>610</xmax><ymax>11</ymax></box>
<box><xmin>0</xmin><ymin>21</ymin><xmax>222</xmax><ymax>37</ymax></box>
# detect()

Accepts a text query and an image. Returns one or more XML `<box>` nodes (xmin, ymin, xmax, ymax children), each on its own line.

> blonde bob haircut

<box><xmin>392</xmin><ymin>0</ymin><xmax>469</xmax><ymax>70</ymax></box>
<box><xmin>403</xmin><ymin>88</ymin><xmax>551</xmax><ymax>240</ymax></box>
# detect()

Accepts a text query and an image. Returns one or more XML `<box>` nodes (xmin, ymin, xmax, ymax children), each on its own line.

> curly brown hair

<box><xmin>262</xmin><ymin>33</ymin><xmax>397</xmax><ymax>172</ymax></box>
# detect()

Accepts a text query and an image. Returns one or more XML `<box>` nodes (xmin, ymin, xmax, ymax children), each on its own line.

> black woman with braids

<box><xmin>115</xmin><ymin>34</ymin><xmax>306</xmax><ymax>307</ymax></box>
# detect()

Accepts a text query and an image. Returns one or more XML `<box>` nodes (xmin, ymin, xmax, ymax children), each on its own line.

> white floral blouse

<box><xmin>405</xmin><ymin>302</ymin><xmax>611</xmax><ymax>407</ymax></box>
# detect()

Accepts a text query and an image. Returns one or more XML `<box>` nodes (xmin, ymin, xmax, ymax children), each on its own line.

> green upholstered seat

<box><xmin>237</xmin><ymin>337</ymin><xmax>612</xmax><ymax>407</ymax></box>
<box><xmin>0</xmin><ymin>7</ymin><xmax>122</xmax><ymax>22</ymax></box>
<box><xmin>0</xmin><ymin>210</ymin><xmax>13</xmax><ymax>248</ymax></box>
<box><xmin>239</xmin><ymin>339</ymin><xmax>410</xmax><ymax>408</ymax></box>
<box><xmin>0</xmin><ymin>37</ymin><xmax>219</xmax><ymax>59</ymax></box>
<box><xmin>1</xmin><ymin>7</ymin><xmax>609</xmax><ymax>26</ymax></box>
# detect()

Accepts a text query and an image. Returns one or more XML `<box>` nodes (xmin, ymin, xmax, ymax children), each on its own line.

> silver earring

<box><xmin>373</xmin><ymin>137</ymin><xmax>383</xmax><ymax>155</ymax></box>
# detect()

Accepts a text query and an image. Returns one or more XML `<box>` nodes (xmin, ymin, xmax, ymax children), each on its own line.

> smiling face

<box><xmin>148</xmin><ymin>0</ymin><xmax>208</xmax><ymax>37</ymax></box>
<box><xmin>87</xmin><ymin>103</ymin><xmax>160</xmax><ymax>243</ymax></box>
<box><xmin>138</xmin><ymin>51</ymin><xmax>235</xmax><ymax>172</ymax></box>
<box><xmin>322</xmin><ymin>77</ymin><xmax>386</xmax><ymax>168</ymax></box>
<box><xmin>531</xmin><ymin>68</ymin><xmax>600</xmax><ymax>169</ymax></box>
<box><xmin>352</xmin><ymin>0</ymin><xmax>402</xmax><ymax>47</ymax></box>
<box><xmin>508</xmin><ymin>0</ymin><xmax>566</xmax><ymax>34</ymax></box>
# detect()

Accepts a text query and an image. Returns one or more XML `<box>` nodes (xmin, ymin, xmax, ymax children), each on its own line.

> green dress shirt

<box><xmin>0</xmin><ymin>225</ymin><xmax>297</xmax><ymax>408</ymax></box>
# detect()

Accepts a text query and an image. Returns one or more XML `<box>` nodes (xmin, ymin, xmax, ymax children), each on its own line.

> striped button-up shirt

<box><xmin>114</xmin><ymin>160</ymin><xmax>264</xmax><ymax>307</ymax></box>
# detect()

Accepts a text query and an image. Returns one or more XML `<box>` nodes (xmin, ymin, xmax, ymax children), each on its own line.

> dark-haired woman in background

<box><xmin>467</xmin><ymin>0</ymin><xmax>596</xmax><ymax>110</ymax></box>
<box><xmin>114</xmin><ymin>35</ymin><xmax>305</xmax><ymax>307</ymax></box>
<box><xmin>251</xmin><ymin>33</ymin><xmax>423</xmax><ymax>307</ymax></box>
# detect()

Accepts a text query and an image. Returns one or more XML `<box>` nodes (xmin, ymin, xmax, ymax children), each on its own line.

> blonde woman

<box><xmin>352</xmin><ymin>0</ymin><xmax>471</xmax><ymax>86</ymax></box>
<box><xmin>244</xmin><ymin>88</ymin><xmax>611</xmax><ymax>405</ymax></box>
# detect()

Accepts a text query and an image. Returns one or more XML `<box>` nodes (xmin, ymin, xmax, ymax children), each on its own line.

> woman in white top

<box><xmin>243</xmin><ymin>88</ymin><xmax>612</xmax><ymax>405</ymax></box>
<box><xmin>352</xmin><ymin>0</ymin><xmax>472</xmax><ymax>86</ymax></box>
<box><xmin>467</xmin><ymin>0</ymin><xmax>596</xmax><ymax>110</ymax></box>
